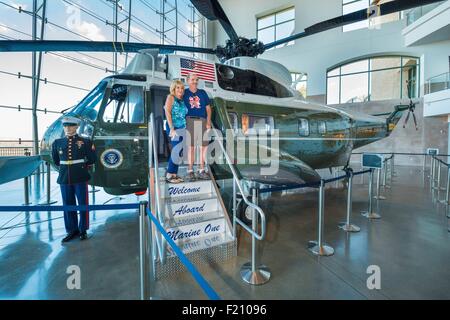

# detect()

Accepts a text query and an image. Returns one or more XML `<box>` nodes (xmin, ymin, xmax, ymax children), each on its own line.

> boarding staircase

<box><xmin>147</xmin><ymin>113</ymin><xmax>267</xmax><ymax>280</ymax></box>
<box><xmin>147</xmin><ymin>113</ymin><xmax>239</xmax><ymax>279</ymax></box>
<box><xmin>153</xmin><ymin>167</ymin><xmax>236</xmax><ymax>278</ymax></box>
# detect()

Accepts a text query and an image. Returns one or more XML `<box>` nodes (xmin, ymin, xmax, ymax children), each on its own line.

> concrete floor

<box><xmin>0</xmin><ymin>165</ymin><xmax>449</xmax><ymax>300</ymax></box>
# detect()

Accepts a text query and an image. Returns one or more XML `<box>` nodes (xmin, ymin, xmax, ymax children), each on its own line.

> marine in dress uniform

<box><xmin>52</xmin><ymin>116</ymin><xmax>96</xmax><ymax>243</ymax></box>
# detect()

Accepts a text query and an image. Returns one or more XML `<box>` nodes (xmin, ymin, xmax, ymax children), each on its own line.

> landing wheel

<box><xmin>237</xmin><ymin>199</ymin><xmax>253</xmax><ymax>226</ymax></box>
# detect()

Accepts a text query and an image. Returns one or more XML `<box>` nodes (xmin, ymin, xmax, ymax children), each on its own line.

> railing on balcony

<box><xmin>406</xmin><ymin>1</ymin><xmax>446</xmax><ymax>26</ymax></box>
<box><xmin>0</xmin><ymin>147</ymin><xmax>32</xmax><ymax>156</ymax></box>
<box><xmin>426</xmin><ymin>72</ymin><xmax>450</xmax><ymax>95</ymax></box>
<box><xmin>0</xmin><ymin>140</ymin><xmax>36</xmax><ymax>156</ymax></box>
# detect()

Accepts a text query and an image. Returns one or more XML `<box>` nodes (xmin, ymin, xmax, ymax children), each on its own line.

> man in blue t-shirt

<box><xmin>183</xmin><ymin>73</ymin><xmax>212</xmax><ymax>181</ymax></box>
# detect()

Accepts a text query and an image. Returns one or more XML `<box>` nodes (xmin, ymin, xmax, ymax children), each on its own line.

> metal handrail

<box><xmin>433</xmin><ymin>155</ymin><xmax>449</xmax><ymax>167</ymax></box>
<box><xmin>148</xmin><ymin>113</ymin><xmax>165</xmax><ymax>264</ymax></box>
<box><xmin>427</xmin><ymin>72</ymin><xmax>450</xmax><ymax>81</ymax></box>
<box><xmin>211</xmin><ymin>128</ymin><xmax>267</xmax><ymax>241</ymax></box>
<box><xmin>426</xmin><ymin>72</ymin><xmax>449</xmax><ymax>94</ymax></box>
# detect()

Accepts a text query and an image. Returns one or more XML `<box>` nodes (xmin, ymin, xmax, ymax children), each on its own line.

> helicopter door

<box><xmin>148</xmin><ymin>86</ymin><xmax>171</xmax><ymax>161</ymax></box>
<box><xmin>94</xmin><ymin>83</ymin><xmax>148</xmax><ymax>191</ymax></box>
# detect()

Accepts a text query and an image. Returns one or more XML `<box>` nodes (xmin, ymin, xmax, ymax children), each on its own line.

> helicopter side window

<box><xmin>242</xmin><ymin>114</ymin><xmax>274</xmax><ymax>135</ymax></box>
<box><xmin>102</xmin><ymin>85</ymin><xmax>145</xmax><ymax>124</ymax></box>
<box><xmin>318</xmin><ymin>121</ymin><xmax>327</xmax><ymax>135</ymax></box>
<box><xmin>228</xmin><ymin>112</ymin><xmax>238</xmax><ymax>134</ymax></box>
<box><xmin>298</xmin><ymin>118</ymin><xmax>310</xmax><ymax>137</ymax></box>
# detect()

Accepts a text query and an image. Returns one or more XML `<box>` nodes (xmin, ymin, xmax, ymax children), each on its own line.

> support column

<box><xmin>31</xmin><ymin>0</ymin><xmax>47</xmax><ymax>164</ymax></box>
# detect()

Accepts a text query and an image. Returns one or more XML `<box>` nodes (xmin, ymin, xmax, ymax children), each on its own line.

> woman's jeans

<box><xmin>166</xmin><ymin>126</ymin><xmax>184</xmax><ymax>175</ymax></box>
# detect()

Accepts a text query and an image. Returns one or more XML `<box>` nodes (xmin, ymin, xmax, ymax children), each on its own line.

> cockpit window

<box><xmin>102</xmin><ymin>85</ymin><xmax>145</xmax><ymax>124</ymax></box>
<box><xmin>216</xmin><ymin>64</ymin><xmax>293</xmax><ymax>98</ymax></box>
<box><xmin>72</xmin><ymin>81</ymin><xmax>107</xmax><ymax>121</ymax></box>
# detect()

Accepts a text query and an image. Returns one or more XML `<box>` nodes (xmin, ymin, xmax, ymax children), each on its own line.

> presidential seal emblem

<box><xmin>100</xmin><ymin>149</ymin><xmax>123</xmax><ymax>169</ymax></box>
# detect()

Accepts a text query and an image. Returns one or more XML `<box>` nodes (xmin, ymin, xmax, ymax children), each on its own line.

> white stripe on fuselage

<box><xmin>94</xmin><ymin>136</ymin><xmax>148</xmax><ymax>140</ymax></box>
<box><xmin>94</xmin><ymin>135</ymin><xmax>380</xmax><ymax>142</ymax></box>
<box><xmin>239</xmin><ymin>137</ymin><xmax>380</xmax><ymax>141</ymax></box>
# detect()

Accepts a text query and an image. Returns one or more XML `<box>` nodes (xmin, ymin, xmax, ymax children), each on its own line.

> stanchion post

<box><xmin>89</xmin><ymin>165</ymin><xmax>100</xmax><ymax>194</ymax></box>
<box><xmin>374</xmin><ymin>168</ymin><xmax>386</xmax><ymax>200</ymax></box>
<box><xmin>339</xmin><ymin>170</ymin><xmax>360</xmax><ymax>232</ymax></box>
<box><xmin>423</xmin><ymin>154</ymin><xmax>427</xmax><ymax>174</ymax></box>
<box><xmin>437</xmin><ymin>160</ymin><xmax>442</xmax><ymax>190</ymax></box>
<box><xmin>391</xmin><ymin>155</ymin><xmax>396</xmax><ymax>177</ymax></box>
<box><xmin>139</xmin><ymin>201</ymin><xmax>150</xmax><ymax>300</ymax></box>
<box><xmin>362</xmin><ymin>169</ymin><xmax>381</xmax><ymax>219</ymax></box>
<box><xmin>232</xmin><ymin>179</ymin><xmax>237</xmax><ymax>239</ymax></box>
<box><xmin>89</xmin><ymin>185</ymin><xmax>100</xmax><ymax>194</ymax></box>
<box><xmin>308</xmin><ymin>180</ymin><xmax>334</xmax><ymax>256</ymax></box>
<box><xmin>240</xmin><ymin>187</ymin><xmax>271</xmax><ymax>285</ymax></box>
<box><xmin>39</xmin><ymin>162</ymin><xmax>57</xmax><ymax>205</ymax></box>
<box><xmin>431</xmin><ymin>157</ymin><xmax>437</xmax><ymax>190</ymax></box>
<box><xmin>446</xmin><ymin>165</ymin><xmax>450</xmax><ymax>205</ymax></box>
<box><xmin>23</xmin><ymin>176</ymin><xmax>31</xmax><ymax>206</ymax></box>
<box><xmin>437</xmin><ymin>159</ymin><xmax>446</xmax><ymax>191</ymax></box>
<box><xmin>383</xmin><ymin>160</ymin><xmax>391</xmax><ymax>189</ymax></box>
<box><xmin>439</xmin><ymin>165</ymin><xmax>450</xmax><ymax>205</ymax></box>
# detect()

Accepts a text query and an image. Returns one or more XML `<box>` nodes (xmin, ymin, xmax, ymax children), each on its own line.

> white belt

<box><xmin>60</xmin><ymin>159</ymin><xmax>85</xmax><ymax>165</ymax></box>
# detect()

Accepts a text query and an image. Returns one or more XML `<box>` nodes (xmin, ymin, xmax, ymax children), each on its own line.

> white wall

<box><xmin>210</xmin><ymin>0</ymin><xmax>450</xmax><ymax>98</ymax></box>
<box><xmin>424</xmin><ymin>89</ymin><xmax>450</xmax><ymax>117</ymax></box>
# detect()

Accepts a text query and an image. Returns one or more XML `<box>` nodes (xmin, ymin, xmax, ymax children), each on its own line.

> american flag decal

<box><xmin>180</xmin><ymin>58</ymin><xmax>216</xmax><ymax>82</ymax></box>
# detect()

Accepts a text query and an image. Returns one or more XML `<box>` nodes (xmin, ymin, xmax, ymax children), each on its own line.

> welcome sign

<box><xmin>163</xmin><ymin>180</ymin><xmax>212</xmax><ymax>199</ymax></box>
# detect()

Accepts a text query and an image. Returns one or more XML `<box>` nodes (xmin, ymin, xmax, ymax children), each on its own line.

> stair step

<box><xmin>165</xmin><ymin>210</ymin><xmax>224</xmax><ymax>228</ymax></box>
<box><xmin>164</xmin><ymin>196</ymin><xmax>219</xmax><ymax>220</ymax></box>
<box><xmin>162</xmin><ymin>193</ymin><xmax>217</xmax><ymax>204</ymax></box>
<box><xmin>161</xmin><ymin>180</ymin><xmax>213</xmax><ymax>198</ymax></box>
<box><xmin>165</xmin><ymin>232</ymin><xmax>235</xmax><ymax>258</ymax></box>
<box><xmin>165</xmin><ymin>217</ymin><xmax>228</xmax><ymax>246</ymax></box>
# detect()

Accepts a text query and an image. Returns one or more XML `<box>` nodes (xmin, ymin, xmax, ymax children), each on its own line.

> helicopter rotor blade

<box><xmin>190</xmin><ymin>0</ymin><xmax>239</xmax><ymax>42</ymax></box>
<box><xmin>264</xmin><ymin>0</ymin><xmax>444</xmax><ymax>50</ymax></box>
<box><xmin>0</xmin><ymin>40</ymin><xmax>217</xmax><ymax>55</ymax></box>
<box><xmin>403</xmin><ymin>101</ymin><xmax>419</xmax><ymax>131</ymax></box>
<box><xmin>412</xmin><ymin>110</ymin><xmax>418</xmax><ymax>130</ymax></box>
<box><xmin>403</xmin><ymin>109</ymin><xmax>411</xmax><ymax>129</ymax></box>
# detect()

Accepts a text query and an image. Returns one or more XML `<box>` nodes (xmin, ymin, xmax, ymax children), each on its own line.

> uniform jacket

<box><xmin>52</xmin><ymin>135</ymin><xmax>96</xmax><ymax>185</ymax></box>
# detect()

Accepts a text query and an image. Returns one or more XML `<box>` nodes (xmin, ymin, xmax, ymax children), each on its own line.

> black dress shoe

<box><xmin>80</xmin><ymin>232</ymin><xmax>88</xmax><ymax>241</ymax></box>
<box><xmin>62</xmin><ymin>231</ymin><xmax>80</xmax><ymax>243</ymax></box>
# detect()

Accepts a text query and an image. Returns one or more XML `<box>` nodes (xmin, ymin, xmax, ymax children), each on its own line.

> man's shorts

<box><xmin>186</xmin><ymin>116</ymin><xmax>209</xmax><ymax>147</ymax></box>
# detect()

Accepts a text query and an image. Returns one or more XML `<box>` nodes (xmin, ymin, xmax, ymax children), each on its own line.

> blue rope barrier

<box><xmin>146</xmin><ymin>208</ymin><xmax>221</xmax><ymax>301</ymax></box>
<box><xmin>0</xmin><ymin>203</ymin><xmax>140</xmax><ymax>212</ymax></box>
<box><xmin>353</xmin><ymin>169</ymin><xmax>372</xmax><ymax>176</ymax></box>
<box><xmin>323</xmin><ymin>173</ymin><xmax>349</xmax><ymax>184</ymax></box>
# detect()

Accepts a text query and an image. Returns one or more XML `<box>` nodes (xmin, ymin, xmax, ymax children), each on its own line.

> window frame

<box><xmin>342</xmin><ymin>0</ymin><xmax>401</xmax><ymax>33</ymax></box>
<box><xmin>317</xmin><ymin>120</ymin><xmax>327</xmax><ymax>135</ymax></box>
<box><xmin>228</xmin><ymin>112</ymin><xmax>239</xmax><ymax>133</ymax></box>
<box><xmin>242</xmin><ymin>113</ymin><xmax>275</xmax><ymax>136</ymax></box>
<box><xmin>326</xmin><ymin>55</ymin><xmax>420</xmax><ymax>104</ymax></box>
<box><xmin>298</xmin><ymin>118</ymin><xmax>310</xmax><ymax>137</ymax></box>
<box><xmin>100</xmin><ymin>84</ymin><xmax>146</xmax><ymax>125</ymax></box>
<box><xmin>256</xmin><ymin>7</ymin><xmax>295</xmax><ymax>49</ymax></box>
<box><xmin>291</xmin><ymin>72</ymin><xmax>308</xmax><ymax>97</ymax></box>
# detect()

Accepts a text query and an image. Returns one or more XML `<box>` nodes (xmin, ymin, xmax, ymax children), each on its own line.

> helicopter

<box><xmin>0</xmin><ymin>0</ymin><xmax>434</xmax><ymax>195</ymax></box>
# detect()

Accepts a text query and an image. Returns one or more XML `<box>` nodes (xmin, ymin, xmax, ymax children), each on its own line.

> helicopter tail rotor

<box><xmin>402</xmin><ymin>79</ymin><xmax>419</xmax><ymax>131</ymax></box>
<box><xmin>403</xmin><ymin>100</ymin><xmax>419</xmax><ymax>131</ymax></box>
